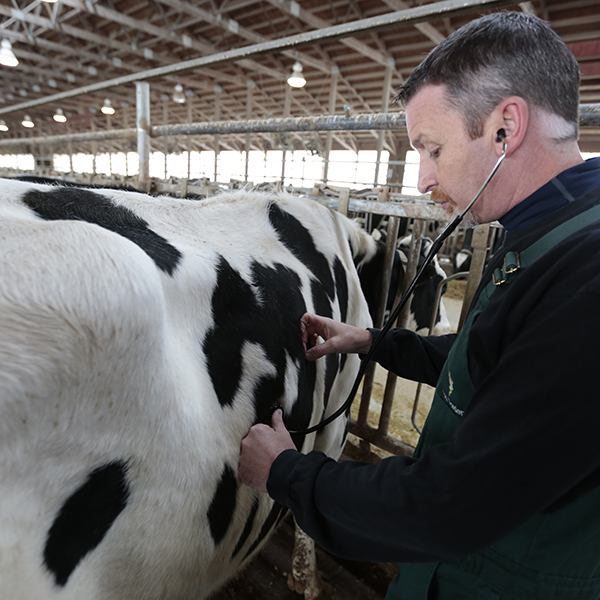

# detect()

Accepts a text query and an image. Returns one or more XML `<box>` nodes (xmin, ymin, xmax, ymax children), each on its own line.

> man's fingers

<box><xmin>271</xmin><ymin>408</ymin><xmax>284</xmax><ymax>430</ymax></box>
<box><xmin>305</xmin><ymin>340</ymin><xmax>332</xmax><ymax>361</ymax></box>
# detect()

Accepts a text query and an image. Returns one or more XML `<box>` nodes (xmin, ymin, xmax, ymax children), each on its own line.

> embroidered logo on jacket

<box><xmin>442</xmin><ymin>372</ymin><xmax>464</xmax><ymax>417</ymax></box>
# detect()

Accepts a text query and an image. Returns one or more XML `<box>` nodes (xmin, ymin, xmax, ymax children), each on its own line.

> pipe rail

<box><xmin>1</xmin><ymin>105</ymin><xmax>600</xmax><ymax>148</ymax></box>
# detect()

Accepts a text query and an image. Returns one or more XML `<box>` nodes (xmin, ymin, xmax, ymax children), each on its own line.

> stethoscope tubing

<box><xmin>289</xmin><ymin>142</ymin><xmax>507</xmax><ymax>435</ymax></box>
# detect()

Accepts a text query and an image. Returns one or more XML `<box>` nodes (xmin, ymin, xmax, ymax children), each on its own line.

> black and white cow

<box><xmin>0</xmin><ymin>179</ymin><xmax>374</xmax><ymax>600</ymax></box>
<box><xmin>357</xmin><ymin>231</ymin><xmax>451</xmax><ymax>336</ymax></box>
<box><xmin>398</xmin><ymin>235</ymin><xmax>451</xmax><ymax>335</ymax></box>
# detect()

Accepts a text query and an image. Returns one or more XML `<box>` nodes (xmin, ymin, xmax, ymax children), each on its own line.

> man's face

<box><xmin>405</xmin><ymin>84</ymin><xmax>498</xmax><ymax>225</ymax></box>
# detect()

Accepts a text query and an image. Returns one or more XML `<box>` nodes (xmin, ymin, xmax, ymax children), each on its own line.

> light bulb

<box><xmin>287</xmin><ymin>61</ymin><xmax>306</xmax><ymax>88</ymax></box>
<box><xmin>0</xmin><ymin>39</ymin><xmax>18</xmax><ymax>68</ymax></box>
<box><xmin>172</xmin><ymin>84</ymin><xmax>186</xmax><ymax>104</ymax></box>
<box><xmin>53</xmin><ymin>108</ymin><xmax>67</xmax><ymax>123</ymax></box>
<box><xmin>101</xmin><ymin>98</ymin><xmax>115</xmax><ymax>115</ymax></box>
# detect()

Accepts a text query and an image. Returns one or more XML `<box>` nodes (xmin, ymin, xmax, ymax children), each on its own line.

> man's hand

<box><xmin>239</xmin><ymin>409</ymin><xmax>296</xmax><ymax>494</ymax></box>
<box><xmin>301</xmin><ymin>313</ymin><xmax>372</xmax><ymax>361</ymax></box>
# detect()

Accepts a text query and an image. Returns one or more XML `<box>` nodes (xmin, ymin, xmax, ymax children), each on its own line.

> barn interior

<box><xmin>1</xmin><ymin>0</ymin><xmax>599</xmax><ymax>598</ymax></box>
<box><xmin>0</xmin><ymin>0</ymin><xmax>599</xmax><ymax>189</ymax></box>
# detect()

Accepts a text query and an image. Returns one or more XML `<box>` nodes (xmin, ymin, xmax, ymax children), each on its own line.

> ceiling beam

<box><xmin>379</xmin><ymin>0</ymin><xmax>446</xmax><ymax>44</ymax></box>
<box><xmin>567</xmin><ymin>39</ymin><xmax>600</xmax><ymax>60</ymax></box>
<box><xmin>265</xmin><ymin>0</ymin><xmax>393</xmax><ymax>68</ymax></box>
<box><xmin>0</xmin><ymin>0</ymin><xmax>515</xmax><ymax>117</ymax></box>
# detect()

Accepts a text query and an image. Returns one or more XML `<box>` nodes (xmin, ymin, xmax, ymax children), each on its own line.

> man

<box><xmin>239</xmin><ymin>11</ymin><xmax>600</xmax><ymax>599</ymax></box>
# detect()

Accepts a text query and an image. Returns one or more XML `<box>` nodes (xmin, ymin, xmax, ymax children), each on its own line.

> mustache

<box><xmin>430</xmin><ymin>188</ymin><xmax>455</xmax><ymax>205</ymax></box>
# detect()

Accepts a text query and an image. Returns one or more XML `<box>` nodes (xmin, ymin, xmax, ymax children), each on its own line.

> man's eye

<box><xmin>429</xmin><ymin>148</ymin><xmax>441</xmax><ymax>159</ymax></box>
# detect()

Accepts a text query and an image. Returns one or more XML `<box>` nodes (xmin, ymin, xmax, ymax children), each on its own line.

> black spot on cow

<box><xmin>333</xmin><ymin>256</ymin><xmax>350</xmax><ymax>372</ymax></box>
<box><xmin>203</xmin><ymin>254</ymin><xmax>318</xmax><ymax>449</ymax></box>
<box><xmin>333</xmin><ymin>257</ymin><xmax>349</xmax><ymax>324</ymax></box>
<box><xmin>268</xmin><ymin>202</ymin><xmax>334</xmax><ymax>300</ymax></box>
<box><xmin>203</xmin><ymin>257</ymin><xmax>255</xmax><ymax>409</ymax></box>
<box><xmin>310</xmin><ymin>279</ymin><xmax>332</xmax><ymax>322</ymax></box>
<box><xmin>323</xmin><ymin>353</ymin><xmax>339</xmax><ymax>414</ymax></box>
<box><xmin>207</xmin><ymin>464</ymin><xmax>238</xmax><ymax>545</ymax></box>
<box><xmin>251</xmin><ymin>260</ymin><xmax>317</xmax><ymax>450</ymax></box>
<box><xmin>231</xmin><ymin>496</ymin><xmax>259</xmax><ymax>559</ymax></box>
<box><xmin>22</xmin><ymin>188</ymin><xmax>182</xmax><ymax>275</ymax></box>
<box><xmin>242</xmin><ymin>502</ymin><xmax>288</xmax><ymax>561</ymax></box>
<box><xmin>44</xmin><ymin>461</ymin><xmax>129</xmax><ymax>587</ymax></box>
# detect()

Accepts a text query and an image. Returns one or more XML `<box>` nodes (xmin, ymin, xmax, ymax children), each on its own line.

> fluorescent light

<box><xmin>0</xmin><ymin>120</ymin><xmax>8</xmax><ymax>132</ymax></box>
<box><xmin>53</xmin><ymin>108</ymin><xmax>67</xmax><ymax>123</ymax></box>
<box><xmin>22</xmin><ymin>115</ymin><xmax>34</xmax><ymax>128</ymax></box>
<box><xmin>0</xmin><ymin>40</ymin><xmax>19</xmax><ymax>68</ymax></box>
<box><xmin>101</xmin><ymin>98</ymin><xmax>115</xmax><ymax>115</ymax></box>
<box><xmin>287</xmin><ymin>61</ymin><xmax>306</xmax><ymax>88</ymax></box>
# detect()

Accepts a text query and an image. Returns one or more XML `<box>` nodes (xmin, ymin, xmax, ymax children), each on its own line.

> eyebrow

<box><xmin>410</xmin><ymin>132</ymin><xmax>438</xmax><ymax>151</ymax></box>
<box><xmin>409</xmin><ymin>136</ymin><xmax>427</xmax><ymax>152</ymax></box>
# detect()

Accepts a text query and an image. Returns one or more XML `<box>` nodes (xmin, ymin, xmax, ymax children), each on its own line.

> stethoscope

<box><xmin>289</xmin><ymin>132</ymin><xmax>508</xmax><ymax>436</ymax></box>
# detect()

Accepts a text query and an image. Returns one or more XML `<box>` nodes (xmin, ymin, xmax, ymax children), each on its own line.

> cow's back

<box><xmin>0</xmin><ymin>181</ymin><xmax>373</xmax><ymax>600</ymax></box>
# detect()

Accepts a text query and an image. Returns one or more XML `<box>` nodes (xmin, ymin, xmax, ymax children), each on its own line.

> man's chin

<box><xmin>431</xmin><ymin>188</ymin><xmax>481</xmax><ymax>228</ymax></box>
<box><xmin>447</xmin><ymin>204</ymin><xmax>481</xmax><ymax>228</ymax></box>
<box><xmin>459</xmin><ymin>211</ymin><xmax>481</xmax><ymax>228</ymax></box>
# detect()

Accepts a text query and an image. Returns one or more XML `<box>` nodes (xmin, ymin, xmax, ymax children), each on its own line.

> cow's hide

<box><xmin>0</xmin><ymin>179</ymin><xmax>374</xmax><ymax>600</ymax></box>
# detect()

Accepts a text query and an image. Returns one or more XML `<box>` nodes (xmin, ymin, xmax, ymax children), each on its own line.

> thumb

<box><xmin>271</xmin><ymin>408</ymin><xmax>285</xmax><ymax>430</ymax></box>
<box><xmin>305</xmin><ymin>340</ymin><xmax>333</xmax><ymax>361</ymax></box>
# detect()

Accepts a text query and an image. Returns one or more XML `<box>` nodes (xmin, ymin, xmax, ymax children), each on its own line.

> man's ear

<box><xmin>489</xmin><ymin>96</ymin><xmax>529</xmax><ymax>156</ymax></box>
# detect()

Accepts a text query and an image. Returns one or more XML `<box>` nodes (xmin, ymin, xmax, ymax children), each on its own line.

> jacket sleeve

<box><xmin>268</xmin><ymin>449</ymin><xmax>444</xmax><ymax>562</ymax></box>
<box><xmin>369</xmin><ymin>328</ymin><xmax>456</xmax><ymax>387</ymax></box>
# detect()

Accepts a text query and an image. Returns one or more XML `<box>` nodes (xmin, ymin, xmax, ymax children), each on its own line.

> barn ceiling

<box><xmin>0</xmin><ymin>0</ymin><xmax>599</xmax><ymax>154</ymax></box>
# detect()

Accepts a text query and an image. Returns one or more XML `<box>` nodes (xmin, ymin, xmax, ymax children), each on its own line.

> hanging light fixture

<box><xmin>53</xmin><ymin>108</ymin><xmax>67</xmax><ymax>123</ymax></box>
<box><xmin>101</xmin><ymin>98</ymin><xmax>115</xmax><ymax>115</ymax></box>
<box><xmin>172</xmin><ymin>84</ymin><xmax>186</xmax><ymax>104</ymax></box>
<box><xmin>287</xmin><ymin>61</ymin><xmax>306</xmax><ymax>88</ymax></box>
<box><xmin>22</xmin><ymin>115</ymin><xmax>34</xmax><ymax>128</ymax></box>
<box><xmin>0</xmin><ymin>120</ymin><xmax>8</xmax><ymax>132</ymax></box>
<box><xmin>0</xmin><ymin>39</ymin><xmax>19</xmax><ymax>68</ymax></box>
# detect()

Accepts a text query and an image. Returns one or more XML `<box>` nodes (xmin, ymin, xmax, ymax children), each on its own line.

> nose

<box><xmin>417</xmin><ymin>158</ymin><xmax>437</xmax><ymax>195</ymax></box>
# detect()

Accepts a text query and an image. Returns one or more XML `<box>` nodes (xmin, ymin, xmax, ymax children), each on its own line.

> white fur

<box><xmin>0</xmin><ymin>181</ymin><xmax>373</xmax><ymax>600</ymax></box>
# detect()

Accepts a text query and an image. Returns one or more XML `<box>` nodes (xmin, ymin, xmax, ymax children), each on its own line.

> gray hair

<box><xmin>395</xmin><ymin>11</ymin><xmax>581</xmax><ymax>141</ymax></box>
